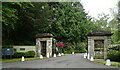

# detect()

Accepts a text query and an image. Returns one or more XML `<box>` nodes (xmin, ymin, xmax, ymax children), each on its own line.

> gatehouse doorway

<box><xmin>41</xmin><ymin>41</ymin><xmax>46</xmax><ymax>57</ymax></box>
<box><xmin>94</xmin><ymin>40</ymin><xmax>104</xmax><ymax>59</ymax></box>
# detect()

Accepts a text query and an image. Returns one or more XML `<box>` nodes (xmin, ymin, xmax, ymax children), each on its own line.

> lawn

<box><xmin>94</xmin><ymin>59</ymin><xmax>120</xmax><ymax>68</ymax></box>
<box><xmin>0</xmin><ymin>57</ymin><xmax>40</xmax><ymax>63</ymax></box>
<box><xmin>1</xmin><ymin>54</ymin><xmax>70</xmax><ymax>63</ymax></box>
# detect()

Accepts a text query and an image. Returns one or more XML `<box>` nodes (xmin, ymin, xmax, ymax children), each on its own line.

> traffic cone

<box><xmin>58</xmin><ymin>53</ymin><xmax>61</xmax><ymax>56</ymax></box>
<box><xmin>106</xmin><ymin>59</ymin><xmax>111</xmax><ymax>66</ymax></box>
<box><xmin>53</xmin><ymin>54</ymin><xmax>56</xmax><ymax>57</ymax></box>
<box><xmin>40</xmin><ymin>55</ymin><xmax>43</xmax><ymax>59</ymax></box>
<box><xmin>90</xmin><ymin>56</ymin><xmax>94</xmax><ymax>61</ymax></box>
<box><xmin>21</xmin><ymin>56</ymin><xmax>25</xmax><ymax>61</ymax></box>
<box><xmin>72</xmin><ymin>52</ymin><xmax>74</xmax><ymax>54</ymax></box>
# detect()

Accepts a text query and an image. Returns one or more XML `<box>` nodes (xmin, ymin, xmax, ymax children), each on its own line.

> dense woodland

<box><xmin>2</xmin><ymin>2</ymin><xmax>120</xmax><ymax>52</ymax></box>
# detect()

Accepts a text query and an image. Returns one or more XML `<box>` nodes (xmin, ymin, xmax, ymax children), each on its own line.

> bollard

<box><xmin>40</xmin><ymin>55</ymin><xmax>43</xmax><ymax>59</ymax></box>
<box><xmin>90</xmin><ymin>56</ymin><xmax>94</xmax><ymax>61</ymax></box>
<box><xmin>87</xmin><ymin>53</ymin><xmax>90</xmax><ymax>60</ymax></box>
<box><xmin>106</xmin><ymin>59</ymin><xmax>111</xmax><ymax>66</ymax></box>
<box><xmin>53</xmin><ymin>54</ymin><xmax>56</xmax><ymax>57</ymax></box>
<box><xmin>47</xmin><ymin>53</ymin><xmax>49</xmax><ymax>58</ymax></box>
<box><xmin>84</xmin><ymin>53</ymin><xmax>86</xmax><ymax>58</ymax></box>
<box><xmin>58</xmin><ymin>53</ymin><xmax>61</xmax><ymax>56</ymax></box>
<box><xmin>61</xmin><ymin>53</ymin><xmax>64</xmax><ymax>55</ymax></box>
<box><xmin>21</xmin><ymin>56</ymin><xmax>25</xmax><ymax>61</ymax></box>
<box><xmin>72</xmin><ymin>52</ymin><xmax>74</xmax><ymax>54</ymax></box>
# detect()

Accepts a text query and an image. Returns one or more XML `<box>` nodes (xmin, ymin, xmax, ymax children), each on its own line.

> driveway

<box><xmin>2</xmin><ymin>53</ymin><xmax>115</xmax><ymax>68</ymax></box>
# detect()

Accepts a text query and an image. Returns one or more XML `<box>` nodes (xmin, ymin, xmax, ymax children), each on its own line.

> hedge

<box><xmin>25</xmin><ymin>51</ymin><xmax>35</xmax><ymax>57</ymax></box>
<box><xmin>13</xmin><ymin>51</ymin><xmax>35</xmax><ymax>58</ymax></box>
<box><xmin>107</xmin><ymin>50</ymin><xmax>120</xmax><ymax>62</ymax></box>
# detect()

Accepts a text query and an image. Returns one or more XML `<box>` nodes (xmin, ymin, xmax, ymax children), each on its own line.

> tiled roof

<box><xmin>36</xmin><ymin>33</ymin><xmax>53</xmax><ymax>38</ymax></box>
<box><xmin>87</xmin><ymin>30</ymin><xmax>113</xmax><ymax>36</ymax></box>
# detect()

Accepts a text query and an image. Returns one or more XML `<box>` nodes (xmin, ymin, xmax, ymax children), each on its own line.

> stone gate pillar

<box><xmin>36</xmin><ymin>40</ymin><xmax>41</xmax><ymax>57</ymax></box>
<box><xmin>88</xmin><ymin>37</ymin><xmax>94</xmax><ymax>59</ymax></box>
<box><xmin>87</xmin><ymin>30</ymin><xmax>113</xmax><ymax>60</ymax></box>
<box><xmin>47</xmin><ymin>39</ymin><xmax>52</xmax><ymax>57</ymax></box>
<box><xmin>35</xmin><ymin>33</ymin><xmax>53</xmax><ymax>57</ymax></box>
<box><xmin>104</xmin><ymin>39</ymin><xmax>108</xmax><ymax>60</ymax></box>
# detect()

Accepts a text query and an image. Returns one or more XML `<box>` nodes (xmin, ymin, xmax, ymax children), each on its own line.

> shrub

<box><xmin>80</xmin><ymin>48</ymin><xmax>87</xmax><ymax>53</ymax></box>
<box><xmin>25</xmin><ymin>51</ymin><xmax>35</xmax><ymax>57</ymax></box>
<box><xmin>107</xmin><ymin>50</ymin><xmax>120</xmax><ymax>62</ymax></box>
<box><xmin>64</xmin><ymin>50</ymin><xmax>73</xmax><ymax>54</ymax></box>
<box><xmin>13</xmin><ymin>51</ymin><xmax>35</xmax><ymax>58</ymax></box>
<box><xmin>14</xmin><ymin>52</ymin><xmax>25</xmax><ymax>58</ymax></box>
<box><xmin>2</xmin><ymin>45</ymin><xmax>13</xmax><ymax>48</ymax></box>
<box><xmin>94</xmin><ymin>54</ymin><xmax>104</xmax><ymax>59</ymax></box>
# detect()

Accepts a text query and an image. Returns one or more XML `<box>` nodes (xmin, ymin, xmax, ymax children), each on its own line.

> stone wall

<box><xmin>13</xmin><ymin>46</ymin><xmax>36</xmax><ymax>52</ymax></box>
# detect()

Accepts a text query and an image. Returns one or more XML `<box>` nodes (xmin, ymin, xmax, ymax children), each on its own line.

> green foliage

<box><xmin>63</xmin><ymin>42</ymin><xmax>87</xmax><ymax>53</ymax></box>
<box><xmin>74</xmin><ymin>48</ymin><xmax>87</xmax><ymax>53</ymax></box>
<box><xmin>94</xmin><ymin>54</ymin><xmax>104</xmax><ymax>59</ymax></box>
<box><xmin>2</xmin><ymin>45</ymin><xmax>13</xmax><ymax>48</ymax></box>
<box><xmin>107</xmin><ymin>50</ymin><xmax>120</xmax><ymax>62</ymax></box>
<box><xmin>13</xmin><ymin>51</ymin><xmax>35</xmax><ymax>58</ymax></box>
<box><xmin>25</xmin><ymin>51</ymin><xmax>35</xmax><ymax>57</ymax></box>
<box><xmin>49</xmin><ymin>2</ymin><xmax>89</xmax><ymax>43</ymax></box>
<box><xmin>64</xmin><ymin>50</ymin><xmax>73</xmax><ymax>54</ymax></box>
<box><xmin>14</xmin><ymin>52</ymin><xmax>26</xmax><ymax>58</ymax></box>
<box><xmin>109</xmin><ymin>45</ymin><xmax>120</xmax><ymax>51</ymax></box>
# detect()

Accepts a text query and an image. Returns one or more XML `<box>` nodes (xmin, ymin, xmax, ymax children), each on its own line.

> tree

<box><xmin>2</xmin><ymin>2</ymin><xmax>35</xmax><ymax>45</ymax></box>
<box><xmin>118</xmin><ymin>1</ymin><xmax>120</xmax><ymax>42</ymax></box>
<box><xmin>2</xmin><ymin>2</ymin><xmax>91</xmax><ymax>52</ymax></box>
<box><xmin>49</xmin><ymin>2</ymin><xmax>88</xmax><ymax>43</ymax></box>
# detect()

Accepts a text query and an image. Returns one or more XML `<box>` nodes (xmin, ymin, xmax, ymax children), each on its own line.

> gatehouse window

<box><xmin>20</xmin><ymin>48</ymin><xmax>25</xmax><ymax>51</ymax></box>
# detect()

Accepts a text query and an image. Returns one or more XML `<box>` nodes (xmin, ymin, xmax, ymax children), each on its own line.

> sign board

<box><xmin>2</xmin><ymin>48</ymin><xmax>14</xmax><ymax>55</ymax></box>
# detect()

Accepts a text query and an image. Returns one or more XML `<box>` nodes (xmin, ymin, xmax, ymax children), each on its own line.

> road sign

<box><xmin>2</xmin><ymin>48</ymin><xmax>14</xmax><ymax>55</ymax></box>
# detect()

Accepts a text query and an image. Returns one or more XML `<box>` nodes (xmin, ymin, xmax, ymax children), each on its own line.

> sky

<box><xmin>80</xmin><ymin>0</ymin><xmax>118</xmax><ymax>19</ymax></box>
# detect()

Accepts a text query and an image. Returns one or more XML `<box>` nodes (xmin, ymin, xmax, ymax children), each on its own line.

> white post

<box><xmin>21</xmin><ymin>56</ymin><xmax>25</xmax><ymax>61</ymax></box>
<box><xmin>40</xmin><ymin>55</ymin><xmax>43</xmax><ymax>59</ymax></box>
<box><xmin>84</xmin><ymin>53</ymin><xmax>86</xmax><ymax>58</ymax></box>
<box><xmin>47</xmin><ymin>53</ymin><xmax>49</xmax><ymax>58</ymax></box>
<box><xmin>87</xmin><ymin>53</ymin><xmax>90</xmax><ymax>60</ymax></box>
<box><xmin>106</xmin><ymin>59</ymin><xmax>111</xmax><ymax>66</ymax></box>
<box><xmin>53</xmin><ymin>54</ymin><xmax>56</xmax><ymax>57</ymax></box>
<box><xmin>61</xmin><ymin>53</ymin><xmax>64</xmax><ymax>55</ymax></box>
<box><xmin>58</xmin><ymin>53</ymin><xmax>61</xmax><ymax>56</ymax></box>
<box><xmin>72</xmin><ymin>52</ymin><xmax>74</xmax><ymax>54</ymax></box>
<box><xmin>90</xmin><ymin>56</ymin><xmax>94</xmax><ymax>61</ymax></box>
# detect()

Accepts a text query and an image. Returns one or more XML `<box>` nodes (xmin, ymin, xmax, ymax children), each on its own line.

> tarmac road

<box><xmin>2</xmin><ymin>53</ymin><xmax>115</xmax><ymax>68</ymax></box>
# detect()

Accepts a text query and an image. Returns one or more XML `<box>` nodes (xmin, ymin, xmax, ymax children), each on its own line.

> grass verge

<box><xmin>0</xmin><ymin>57</ymin><xmax>40</xmax><ymax>63</ymax></box>
<box><xmin>1</xmin><ymin>54</ymin><xmax>71</xmax><ymax>63</ymax></box>
<box><xmin>94</xmin><ymin>59</ymin><xmax>120</xmax><ymax>68</ymax></box>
